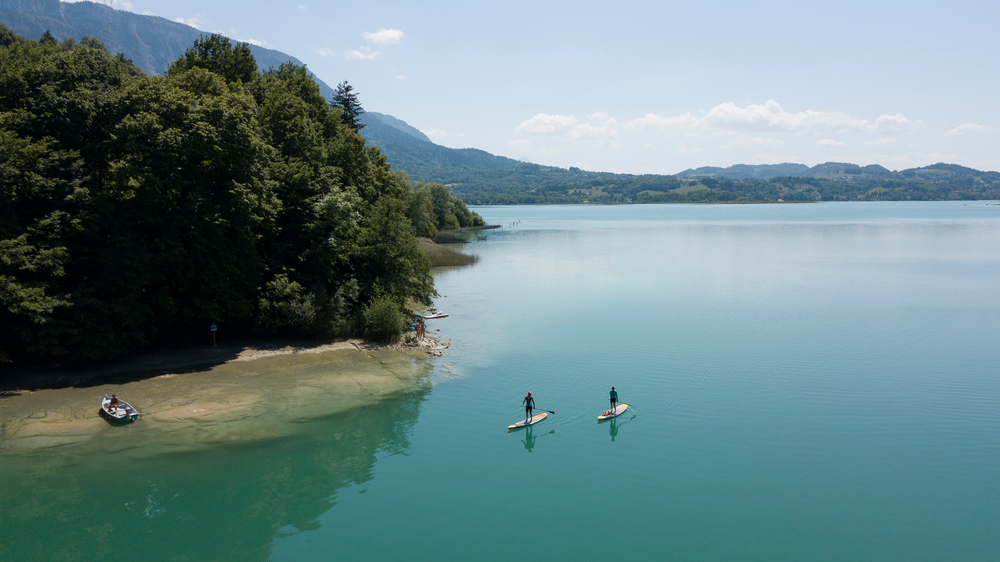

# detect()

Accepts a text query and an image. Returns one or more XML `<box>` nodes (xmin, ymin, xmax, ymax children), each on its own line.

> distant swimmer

<box><xmin>609</xmin><ymin>386</ymin><xmax>618</xmax><ymax>414</ymax></box>
<box><xmin>521</xmin><ymin>391</ymin><xmax>535</xmax><ymax>424</ymax></box>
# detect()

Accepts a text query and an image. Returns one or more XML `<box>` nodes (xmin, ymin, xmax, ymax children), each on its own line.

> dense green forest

<box><xmin>0</xmin><ymin>27</ymin><xmax>482</xmax><ymax>366</ymax></box>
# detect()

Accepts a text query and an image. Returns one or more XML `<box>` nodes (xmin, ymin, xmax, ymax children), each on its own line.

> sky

<box><xmin>74</xmin><ymin>0</ymin><xmax>999</xmax><ymax>174</ymax></box>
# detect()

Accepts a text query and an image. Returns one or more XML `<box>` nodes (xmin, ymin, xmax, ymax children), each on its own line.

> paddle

<box><xmin>530</xmin><ymin>407</ymin><xmax>555</xmax><ymax>414</ymax></box>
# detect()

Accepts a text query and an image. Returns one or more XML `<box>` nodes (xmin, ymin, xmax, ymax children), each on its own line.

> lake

<box><xmin>3</xmin><ymin>202</ymin><xmax>999</xmax><ymax>561</ymax></box>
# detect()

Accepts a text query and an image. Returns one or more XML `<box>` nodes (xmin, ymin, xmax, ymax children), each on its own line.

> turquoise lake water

<box><xmin>3</xmin><ymin>202</ymin><xmax>1000</xmax><ymax>561</ymax></box>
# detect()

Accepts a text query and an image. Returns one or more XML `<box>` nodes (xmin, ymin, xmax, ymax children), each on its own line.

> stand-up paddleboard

<box><xmin>508</xmin><ymin>412</ymin><xmax>547</xmax><ymax>429</ymax></box>
<box><xmin>598</xmin><ymin>403</ymin><xmax>629</xmax><ymax>420</ymax></box>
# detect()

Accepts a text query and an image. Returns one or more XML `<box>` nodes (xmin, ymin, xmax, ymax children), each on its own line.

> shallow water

<box><xmin>4</xmin><ymin>202</ymin><xmax>1000</xmax><ymax>561</ymax></box>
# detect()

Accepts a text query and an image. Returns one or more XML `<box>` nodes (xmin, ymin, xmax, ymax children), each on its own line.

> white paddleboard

<box><xmin>598</xmin><ymin>403</ymin><xmax>628</xmax><ymax>420</ymax></box>
<box><xmin>508</xmin><ymin>412</ymin><xmax>547</xmax><ymax>429</ymax></box>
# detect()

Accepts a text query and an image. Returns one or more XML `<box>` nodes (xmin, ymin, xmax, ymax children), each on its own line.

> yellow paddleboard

<box><xmin>508</xmin><ymin>412</ymin><xmax>547</xmax><ymax>429</ymax></box>
<box><xmin>598</xmin><ymin>403</ymin><xmax>628</xmax><ymax>420</ymax></box>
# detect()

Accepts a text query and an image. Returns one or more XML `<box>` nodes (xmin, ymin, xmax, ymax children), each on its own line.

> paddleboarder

<box><xmin>521</xmin><ymin>391</ymin><xmax>535</xmax><ymax>424</ymax></box>
<box><xmin>609</xmin><ymin>386</ymin><xmax>618</xmax><ymax>414</ymax></box>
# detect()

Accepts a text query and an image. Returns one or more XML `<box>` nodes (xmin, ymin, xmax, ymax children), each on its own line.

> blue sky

<box><xmin>78</xmin><ymin>0</ymin><xmax>999</xmax><ymax>173</ymax></box>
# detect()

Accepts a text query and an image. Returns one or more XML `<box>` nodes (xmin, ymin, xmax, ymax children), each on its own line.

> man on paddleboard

<box><xmin>609</xmin><ymin>386</ymin><xmax>618</xmax><ymax>414</ymax></box>
<box><xmin>521</xmin><ymin>392</ymin><xmax>535</xmax><ymax>424</ymax></box>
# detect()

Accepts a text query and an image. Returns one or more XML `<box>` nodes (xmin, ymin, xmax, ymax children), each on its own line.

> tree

<box><xmin>330</xmin><ymin>81</ymin><xmax>365</xmax><ymax>131</ymax></box>
<box><xmin>167</xmin><ymin>34</ymin><xmax>258</xmax><ymax>85</ymax></box>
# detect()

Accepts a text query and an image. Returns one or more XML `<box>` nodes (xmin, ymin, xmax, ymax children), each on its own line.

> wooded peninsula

<box><xmin>0</xmin><ymin>27</ymin><xmax>484</xmax><ymax>368</ymax></box>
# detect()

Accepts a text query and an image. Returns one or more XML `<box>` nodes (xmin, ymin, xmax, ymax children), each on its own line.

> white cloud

<box><xmin>396</xmin><ymin>75</ymin><xmax>407</xmax><ymax>81</ymax></box>
<box><xmin>174</xmin><ymin>16</ymin><xmax>203</xmax><ymax>29</ymax></box>
<box><xmin>624</xmin><ymin>113</ymin><xmax>698</xmax><ymax>131</ymax></box>
<box><xmin>241</xmin><ymin>37</ymin><xmax>267</xmax><ymax>47</ymax></box>
<box><xmin>730</xmin><ymin>135</ymin><xmax>781</xmax><ymax>147</ymax></box>
<box><xmin>65</xmin><ymin>0</ymin><xmax>133</xmax><ymax>10</ymax></box>
<box><xmin>517</xmin><ymin>113</ymin><xmax>579</xmax><ymax>134</ymax></box>
<box><xmin>587</xmin><ymin>111</ymin><xmax>610</xmax><ymax>121</ymax></box>
<box><xmin>816</xmin><ymin>138</ymin><xmax>845</xmax><ymax>147</ymax></box>
<box><xmin>570</xmin><ymin>119</ymin><xmax>618</xmax><ymax>139</ymax></box>
<box><xmin>298</xmin><ymin>4</ymin><xmax>308</xmax><ymax>9</ymax></box>
<box><xmin>699</xmin><ymin>100</ymin><xmax>868</xmax><ymax>131</ymax></box>
<box><xmin>509</xmin><ymin>139</ymin><xmax>531</xmax><ymax>149</ymax></box>
<box><xmin>946</xmin><ymin>123</ymin><xmax>991</xmax><ymax>136</ymax></box>
<box><xmin>865</xmin><ymin>137</ymin><xmax>896</xmax><ymax>146</ymax></box>
<box><xmin>422</xmin><ymin>129</ymin><xmax>448</xmax><ymax>141</ymax></box>
<box><xmin>345</xmin><ymin>47</ymin><xmax>380</xmax><ymax>60</ymax></box>
<box><xmin>315</xmin><ymin>48</ymin><xmax>336</xmax><ymax>57</ymax></box>
<box><xmin>644</xmin><ymin>143</ymin><xmax>655</xmax><ymax>150</ymax></box>
<box><xmin>871</xmin><ymin>114</ymin><xmax>924</xmax><ymax>133</ymax></box>
<box><xmin>363</xmin><ymin>29</ymin><xmax>404</xmax><ymax>45</ymax></box>
<box><xmin>676</xmin><ymin>143</ymin><xmax>701</xmax><ymax>154</ymax></box>
<box><xmin>626</xmin><ymin>100</ymin><xmax>870</xmax><ymax>133</ymax></box>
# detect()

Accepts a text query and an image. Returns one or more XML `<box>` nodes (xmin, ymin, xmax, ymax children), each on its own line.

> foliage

<box><xmin>396</xmin><ymin>171</ymin><xmax>486</xmax><ymax>237</ymax></box>
<box><xmin>168</xmin><ymin>34</ymin><xmax>257</xmax><ymax>85</ymax></box>
<box><xmin>331</xmin><ymin>80</ymin><xmax>365</xmax><ymax>131</ymax></box>
<box><xmin>0</xmin><ymin>26</ymin><xmax>437</xmax><ymax>365</ymax></box>
<box><xmin>361</xmin><ymin>294</ymin><xmax>406</xmax><ymax>342</ymax></box>
<box><xmin>0</xmin><ymin>2</ymin><xmax>340</xmax><ymax>99</ymax></box>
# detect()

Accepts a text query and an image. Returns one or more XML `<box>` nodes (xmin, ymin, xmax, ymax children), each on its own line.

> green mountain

<box><xmin>359</xmin><ymin>112</ymin><xmax>1000</xmax><ymax>203</ymax></box>
<box><xmin>0</xmin><ymin>0</ymin><xmax>337</xmax><ymax>99</ymax></box>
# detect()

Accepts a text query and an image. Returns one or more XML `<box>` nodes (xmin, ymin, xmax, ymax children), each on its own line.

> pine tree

<box><xmin>331</xmin><ymin>81</ymin><xmax>365</xmax><ymax>131</ymax></box>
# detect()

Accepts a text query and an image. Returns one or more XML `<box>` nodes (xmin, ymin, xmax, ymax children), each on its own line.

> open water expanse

<box><xmin>3</xmin><ymin>202</ymin><xmax>1000</xmax><ymax>561</ymax></box>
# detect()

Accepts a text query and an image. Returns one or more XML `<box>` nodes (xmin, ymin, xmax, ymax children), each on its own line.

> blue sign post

<box><xmin>211</xmin><ymin>324</ymin><xmax>217</xmax><ymax>347</ymax></box>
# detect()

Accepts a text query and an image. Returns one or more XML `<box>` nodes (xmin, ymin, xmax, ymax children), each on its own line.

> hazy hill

<box><xmin>363</xmin><ymin>112</ymin><xmax>432</xmax><ymax>143</ymax></box>
<box><xmin>0</xmin><ymin>0</ymin><xmax>337</xmax><ymax>98</ymax></box>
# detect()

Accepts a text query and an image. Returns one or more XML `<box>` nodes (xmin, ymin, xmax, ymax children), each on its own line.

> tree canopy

<box><xmin>0</xmin><ymin>28</ymin><xmax>452</xmax><ymax>366</ymax></box>
<box><xmin>331</xmin><ymin>81</ymin><xmax>365</xmax><ymax>131</ymax></box>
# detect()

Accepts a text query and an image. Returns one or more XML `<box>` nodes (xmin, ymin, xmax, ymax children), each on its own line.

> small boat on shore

<box><xmin>425</xmin><ymin>312</ymin><xmax>449</xmax><ymax>319</ymax></box>
<box><xmin>101</xmin><ymin>395</ymin><xmax>139</xmax><ymax>423</ymax></box>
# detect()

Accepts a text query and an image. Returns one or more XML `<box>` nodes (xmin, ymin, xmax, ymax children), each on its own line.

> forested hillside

<box><xmin>0</xmin><ymin>0</ymin><xmax>337</xmax><ymax>98</ymax></box>
<box><xmin>361</xmin><ymin>114</ymin><xmax>1000</xmax><ymax>204</ymax></box>
<box><xmin>0</xmin><ymin>27</ymin><xmax>485</xmax><ymax>366</ymax></box>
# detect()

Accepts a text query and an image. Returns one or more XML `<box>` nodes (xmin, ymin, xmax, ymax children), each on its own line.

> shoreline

<box><xmin>0</xmin><ymin>332</ymin><xmax>449</xmax><ymax>453</ymax></box>
<box><xmin>0</xmin><ymin>333</ymin><xmax>446</xmax><ymax>394</ymax></box>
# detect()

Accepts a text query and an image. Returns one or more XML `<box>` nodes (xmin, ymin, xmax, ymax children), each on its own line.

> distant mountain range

<box><xmin>3</xmin><ymin>0</ymin><xmax>998</xmax><ymax>204</ymax></box>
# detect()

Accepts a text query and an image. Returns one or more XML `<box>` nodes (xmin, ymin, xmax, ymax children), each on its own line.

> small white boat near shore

<box><xmin>425</xmin><ymin>312</ymin><xmax>449</xmax><ymax>319</ymax></box>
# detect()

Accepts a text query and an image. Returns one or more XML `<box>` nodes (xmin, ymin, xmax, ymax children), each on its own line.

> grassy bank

<box><xmin>417</xmin><ymin>238</ymin><xmax>479</xmax><ymax>267</ymax></box>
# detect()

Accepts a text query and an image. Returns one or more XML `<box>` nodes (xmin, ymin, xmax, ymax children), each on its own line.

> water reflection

<box><xmin>518</xmin><ymin>425</ymin><xmax>555</xmax><ymax>453</ymax></box>
<box><xmin>602</xmin><ymin>415</ymin><xmax>636</xmax><ymax>442</ymax></box>
<box><xmin>0</xmin><ymin>387</ymin><xmax>431</xmax><ymax>562</ymax></box>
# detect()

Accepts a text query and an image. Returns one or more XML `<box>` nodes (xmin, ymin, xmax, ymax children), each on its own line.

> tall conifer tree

<box><xmin>331</xmin><ymin>81</ymin><xmax>365</xmax><ymax>131</ymax></box>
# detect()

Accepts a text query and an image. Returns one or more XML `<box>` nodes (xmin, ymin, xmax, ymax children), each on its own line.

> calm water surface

<box><xmin>3</xmin><ymin>202</ymin><xmax>1000</xmax><ymax>561</ymax></box>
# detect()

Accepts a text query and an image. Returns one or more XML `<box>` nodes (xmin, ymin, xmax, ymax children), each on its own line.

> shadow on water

<box><xmin>0</xmin><ymin>386</ymin><xmax>431</xmax><ymax>562</ymax></box>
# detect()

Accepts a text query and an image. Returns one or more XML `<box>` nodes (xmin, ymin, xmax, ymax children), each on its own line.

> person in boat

<box><xmin>108</xmin><ymin>394</ymin><xmax>120</xmax><ymax>412</ymax></box>
<box><xmin>521</xmin><ymin>391</ymin><xmax>535</xmax><ymax>424</ymax></box>
<box><xmin>609</xmin><ymin>386</ymin><xmax>618</xmax><ymax>415</ymax></box>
